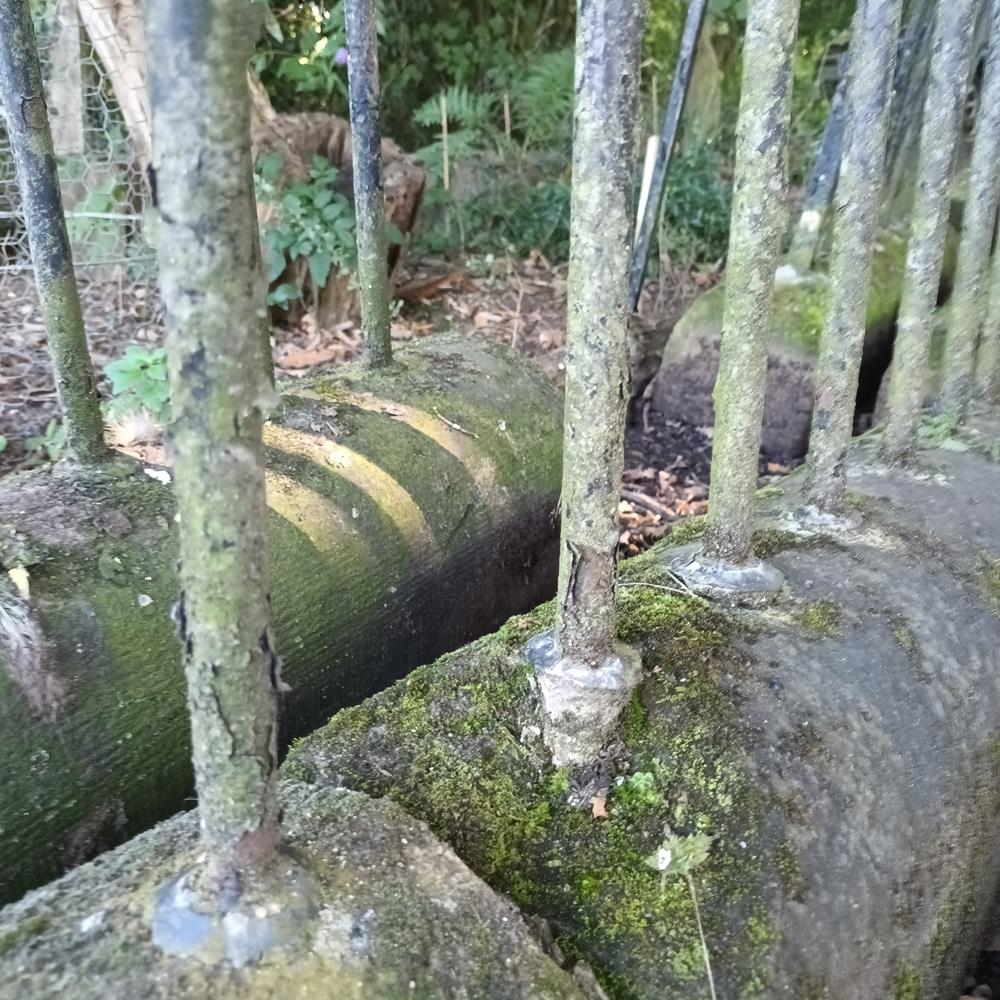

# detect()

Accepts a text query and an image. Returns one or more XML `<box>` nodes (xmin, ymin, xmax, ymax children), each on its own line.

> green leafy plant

<box><xmin>105</xmin><ymin>345</ymin><xmax>170</xmax><ymax>422</ymax></box>
<box><xmin>252</xmin><ymin>2</ymin><xmax>350</xmax><ymax>107</ymax></box>
<box><xmin>616</xmin><ymin>770</ymin><xmax>666</xmax><ymax>811</ymax></box>
<box><xmin>505</xmin><ymin>48</ymin><xmax>575</xmax><ymax>154</ymax></box>
<box><xmin>411</xmin><ymin>52</ymin><xmax>577</xmax><ymax>260</ymax></box>
<box><xmin>256</xmin><ymin>153</ymin><xmax>362</xmax><ymax>306</ymax></box>
<box><xmin>646</xmin><ymin>828</ymin><xmax>718</xmax><ymax>1000</ymax></box>
<box><xmin>655</xmin><ymin>145</ymin><xmax>733</xmax><ymax>267</ymax></box>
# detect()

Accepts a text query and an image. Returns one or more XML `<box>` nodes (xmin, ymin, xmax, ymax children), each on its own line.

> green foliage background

<box><xmin>252</xmin><ymin>0</ymin><xmax>857</xmax><ymax>266</ymax></box>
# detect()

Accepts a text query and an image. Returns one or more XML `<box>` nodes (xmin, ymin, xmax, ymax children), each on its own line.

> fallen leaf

<box><xmin>591</xmin><ymin>793</ymin><xmax>608</xmax><ymax>819</ymax></box>
<box><xmin>275</xmin><ymin>344</ymin><xmax>342</xmax><ymax>370</ymax></box>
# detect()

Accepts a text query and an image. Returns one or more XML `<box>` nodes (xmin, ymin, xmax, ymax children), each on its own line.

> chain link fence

<box><xmin>0</xmin><ymin>0</ymin><xmax>161</xmax><ymax>453</ymax></box>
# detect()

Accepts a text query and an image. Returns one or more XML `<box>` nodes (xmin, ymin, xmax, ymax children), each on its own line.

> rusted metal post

<box><xmin>628</xmin><ymin>0</ymin><xmax>709</xmax><ymax>310</ymax></box>
<box><xmin>147</xmin><ymin>0</ymin><xmax>313</xmax><ymax>964</ymax></box>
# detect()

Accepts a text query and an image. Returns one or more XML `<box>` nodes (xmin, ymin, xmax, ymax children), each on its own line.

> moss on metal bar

<box><xmin>0</xmin><ymin>0</ymin><xmax>106</xmax><ymax>463</ymax></box>
<box><xmin>345</xmin><ymin>0</ymin><xmax>393</xmax><ymax>368</ymax></box>
<box><xmin>704</xmin><ymin>0</ymin><xmax>800</xmax><ymax>562</ymax></box>
<box><xmin>940</xmin><ymin>0</ymin><xmax>1000</xmax><ymax>415</ymax></box>
<box><xmin>805</xmin><ymin>0</ymin><xmax>904</xmax><ymax>509</ymax></box>
<box><xmin>554</xmin><ymin>0</ymin><xmax>647</xmax><ymax>662</ymax></box>
<box><xmin>973</xmin><ymin>2</ymin><xmax>1000</xmax><ymax>401</ymax></box>
<box><xmin>883</xmin><ymin>0</ymin><xmax>977</xmax><ymax>461</ymax></box>
<box><xmin>148</xmin><ymin>0</ymin><xmax>279</xmax><ymax>870</ymax></box>
<box><xmin>976</xmin><ymin>246</ymin><xmax>1000</xmax><ymax>400</ymax></box>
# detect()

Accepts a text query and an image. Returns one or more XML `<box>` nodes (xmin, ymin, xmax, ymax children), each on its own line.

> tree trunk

<box><xmin>0</xmin><ymin>335</ymin><xmax>562</xmax><ymax>904</ymax></box>
<box><xmin>250</xmin><ymin>110</ymin><xmax>425</xmax><ymax>331</ymax></box>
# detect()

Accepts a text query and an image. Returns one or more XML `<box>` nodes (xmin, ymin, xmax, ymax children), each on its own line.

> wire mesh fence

<box><xmin>0</xmin><ymin>0</ymin><xmax>161</xmax><ymax>448</ymax></box>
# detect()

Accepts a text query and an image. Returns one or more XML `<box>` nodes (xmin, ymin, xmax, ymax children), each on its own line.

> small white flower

<box><xmin>656</xmin><ymin>847</ymin><xmax>672</xmax><ymax>871</ymax></box>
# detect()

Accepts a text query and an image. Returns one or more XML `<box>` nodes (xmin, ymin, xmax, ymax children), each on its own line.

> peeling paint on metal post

<box><xmin>555</xmin><ymin>0</ymin><xmax>646</xmax><ymax>663</ymax></box>
<box><xmin>628</xmin><ymin>0</ymin><xmax>709</xmax><ymax>311</ymax></box>
<box><xmin>524</xmin><ymin>0</ymin><xmax>648</xmax><ymax>767</ymax></box>
<box><xmin>0</xmin><ymin>0</ymin><xmax>107</xmax><ymax>463</ymax></box>
<box><xmin>704</xmin><ymin>0</ymin><xmax>800</xmax><ymax>562</ymax></box>
<box><xmin>884</xmin><ymin>0</ymin><xmax>977</xmax><ymax>460</ymax></box>
<box><xmin>786</xmin><ymin>61</ymin><xmax>847</xmax><ymax>274</ymax></box>
<box><xmin>940</xmin><ymin>0</ymin><xmax>1000</xmax><ymax>415</ymax></box>
<box><xmin>147</xmin><ymin>0</ymin><xmax>280</xmax><ymax>877</ymax></box>
<box><xmin>805</xmin><ymin>0</ymin><xmax>904</xmax><ymax>509</ymax></box>
<box><xmin>345</xmin><ymin>0</ymin><xmax>393</xmax><ymax>368</ymax></box>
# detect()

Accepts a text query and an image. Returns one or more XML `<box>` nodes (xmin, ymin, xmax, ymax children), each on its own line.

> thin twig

<box><xmin>621</xmin><ymin>486</ymin><xmax>675</xmax><ymax>518</ymax></box>
<box><xmin>618</xmin><ymin>572</ymin><xmax>703</xmax><ymax>601</ymax></box>
<box><xmin>433</xmin><ymin>407</ymin><xmax>479</xmax><ymax>438</ymax></box>
<box><xmin>510</xmin><ymin>283</ymin><xmax>525</xmax><ymax>348</ymax></box>
<box><xmin>686</xmin><ymin>873</ymin><xmax>717</xmax><ymax>1000</ymax></box>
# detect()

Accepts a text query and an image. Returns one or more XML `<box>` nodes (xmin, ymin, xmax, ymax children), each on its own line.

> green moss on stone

<box><xmin>286</xmin><ymin>552</ymin><xmax>779</xmax><ymax>999</ymax></box>
<box><xmin>984</xmin><ymin>560</ymin><xmax>1000</xmax><ymax>609</ymax></box>
<box><xmin>0</xmin><ymin>915</ymin><xmax>50</xmax><ymax>959</ymax></box>
<box><xmin>751</xmin><ymin>527</ymin><xmax>812</xmax><ymax>559</ymax></box>
<box><xmin>775</xmin><ymin>839</ymin><xmax>808</xmax><ymax>902</ymax></box>
<box><xmin>666</xmin><ymin>515</ymin><xmax>708</xmax><ymax>547</ymax></box>
<box><xmin>796</xmin><ymin>601</ymin><xmax>843</xmax><ymax>637</ymax></box>
<box><xmin>890</xmin><ymin>616</ymin><xmax>917</xmax><ymax>654</ymax></box>
<box><xmin>620</xmin><ymin>691</ymin><xmax>647</xmax><ymax>745</ymax></box>
<box><xmin>896</xmin><ymin>964</ymin><xmax>921</xmax><ymax>1000</ymax></box>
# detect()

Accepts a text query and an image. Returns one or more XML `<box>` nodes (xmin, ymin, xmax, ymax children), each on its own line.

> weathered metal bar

<box><xmin>345</xmin><ymin>0</ymin><xmax>393</xmax><ymax>368</ymax></box>
<box><xmin>0</xmin><ymin>0</ymin><xmax>107</xmax><ymax>463</ymax></box>
<box><xmin>553</xmin><ymin>0</ymin><xmax>646</xmax><ymax>663</ymax></box>
<box><xmin>786</xmin><ymin>57</ymin><xmax>848</xmax><ymax>273</ymax></box>
<box><xmin>526</xmin><ymin>0</ymin><xmax>648</xmax><ymax>766</ymax></box>
<box><xmin>703</xmin><ymin>0</ymin><xmax>800</xmax><ymax>563</ymax></box>
<box><xmin>627</xmin><ymin>0</ymin><xmax>709</xmax><ymax>311</ymax></box>
<box><xmin>976</xmin><ymin>216</ymin><xmax>1000</xmax><ymax>399</ymax></box>
<box><xmin>940</xmin><ymin>0</ymin><xmax>1000</xmax><ymax>415</ymax></box>
<box><xmin>805</xmin><ymin>0</ymin><xmax>904</xmax><ymax>509</ymax></box>
<box><xmin>883</xmin><ymin>0</ymin><xmax>936</xmax><ymax>212</ymax></box>
<box><xmin>147</xmin><ymin>0</ymin><xmax>279</xmax><ymax>877</ymax></box>
<box><xmin>883</xmin><ymin>0</ymin><xmax>978</xmax><ymax>460</ymax></box>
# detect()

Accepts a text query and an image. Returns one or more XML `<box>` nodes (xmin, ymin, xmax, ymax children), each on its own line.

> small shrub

<box><xmin>655</xmin><ymin>145</ymin><xmax>732</xmax><ymax>267</ymax></box>
<box><xmin>104</xmin><ymin>345</ymin><xmax>170</xmax><ymax>422</ymax></box>
<box><xmin>255</xmin><ymin>153</ymin><xmax>365</xmax><ymax>306</ymax></box>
